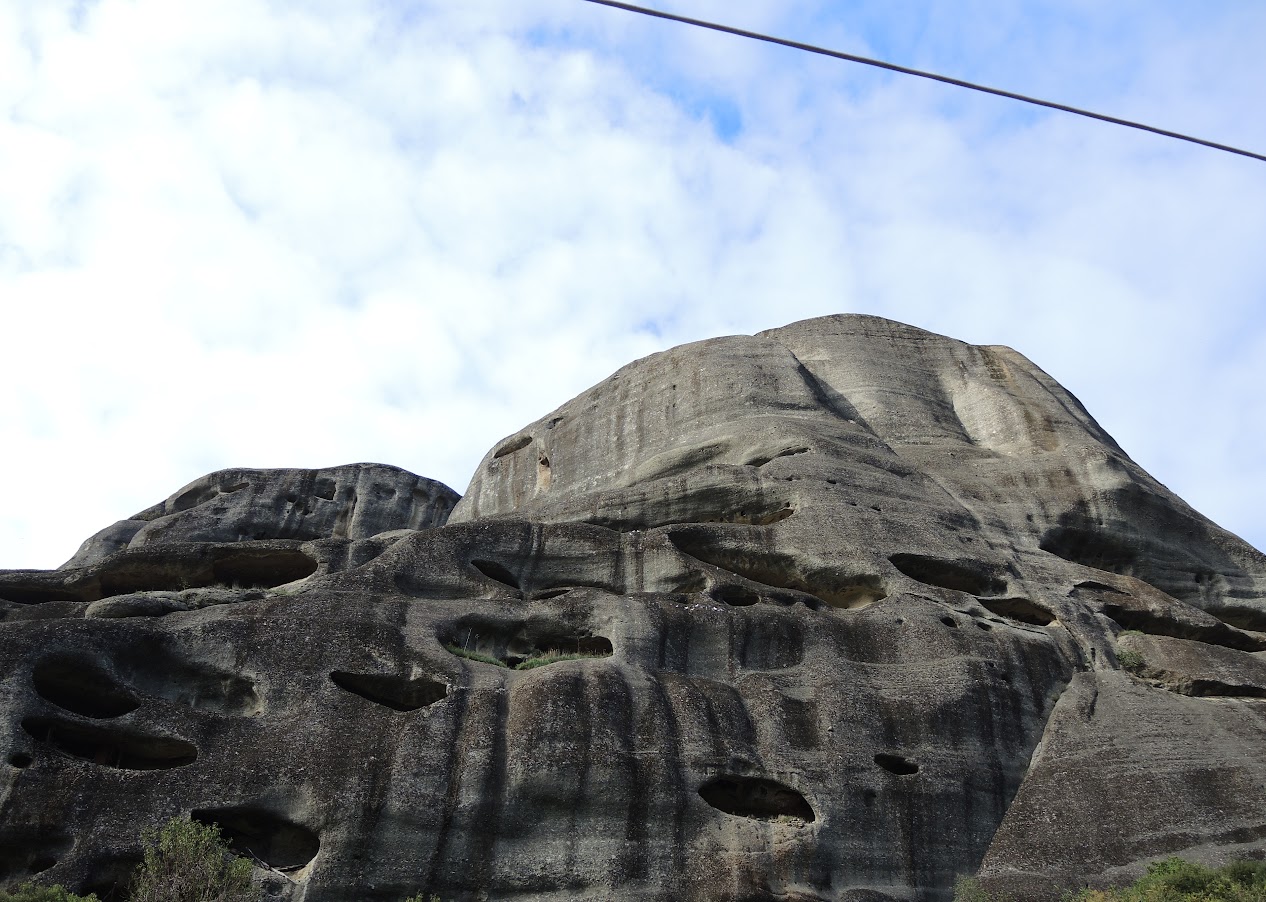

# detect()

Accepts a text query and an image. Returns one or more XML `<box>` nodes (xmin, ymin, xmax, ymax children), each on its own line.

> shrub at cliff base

<box><xmin>127</xmin><ymin>817</ymin><xmax>254</xmax><ymax>902</ymax></box>
<box><xmin>956</xmin><ymin>857</ymin><xmax>1266</xmax><ymax>902</ymax></box>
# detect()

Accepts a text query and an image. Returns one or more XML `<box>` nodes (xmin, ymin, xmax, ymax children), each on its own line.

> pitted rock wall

<box><xmin>2</xmin><ymin>315</ymin><xmax>1264</xmax><ymax>902</ymax></box>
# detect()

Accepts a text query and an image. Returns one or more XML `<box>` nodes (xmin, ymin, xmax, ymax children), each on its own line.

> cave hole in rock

<box><xmin>442</xmin><ymin>619</ymin><xmax>614</xmax><ymax>669</ymax></box>
<box><xmin>748</xmin><ymin>447</ymin><xmax>811</xmax><ymax>467</ymax></box>
<box><xmin>978</xmin><ymin>597</ymin><xmax>1056</xmax><ymax>627</ymax></box>
<box><xmin>211</xmin><ymin>547</ymin><xmax>317</xmax><ymax>588</ymax></box>
<box><xmin>1073</xmin><ymin>580</ymin><xmax>1126</xmax><ymax>596</ymax></box>
<box><xmin>329</xmin><ymin>671</ymin><xmax>448</xmax><ymax>712</ymax></box>
<box><xmin>0</xmin><ymin>584</ymin><xmax>86</xmax><ymax>604</ymax></box>
<box><xmin>532</xmin><ymin>588</ymin><xmax>571</xmax><ymax>600</ymax></box>
<box><xmin>889</xmin><ymin>553</ymin><xmax>1008</xmax><ymax>597</ymax></box>
<box><xmin>976</xmin><ymin>621</ymin><xmax>993</xmax><ymax>631</ymax></box>
<box><xmin>0</xmin><ymin>831</ymin><xmax>72</xmax><ymax>882</ymax></box>
<box><xmin>874</xmin><ymin>753</ymin><xmax>919</xmax><ymax>775</ymax></box>
<box><xmin>1040</xmin><ymin>526</ymin><xmax>1139</xmax><ymax>576</ymax></box>
<box><xmin>1185</xmin><ymin>680</ymin><xmax>1266</xmax><ymax>699</ymax></box>
<box><xmin>493</xmin><ymin>435</ymin><xmax>532</xmax><ymax>458</ymax></box>
<box><xmin>713</xmin><ymin>585</ymin><xmax>761</xmax><ymax>607</ymax></box>
<box><xmin>504</xmin><ymin>634</ymin><xmax>614</xmax><ymax>668</ymax></box>
<box><xmin>97</xmin><ymin>547</ymin><xmax>316</xmax><ymax>596</ymax></box>
<box><xmin>192</xmin><ymin>807</ymin><xmax>320</xmax><ymax>872</ymax></box>
<box><xmin>669</xmin><ymin>533</ymin><xmax>886</xmax><ymax>610</ymax></box>
<box><xmin>1211</xmin><ymin>606</ymin><xmax>1266</xmax><ymax>634</ymax></box>
<box><xmin>708</xmin><ymin>504</ymin><xmax>796</xmax><ymax>527</ymax></box>
<box><xmin>699</xmin><ymin>775</ymin><xmax>815</xmax><ymax>823</ymax></box>
<box><xmin>20</xmin><ymin>717</ymin><xmax>197</xmax><ymax>770</ymax></box>
<box><xmin>1103</xmin><ymin>605</ymin><xmax>1264</xmax><ymax>652</ymax></box>
<box><xmin>470</xmin><ymin>559</ymin><xmax>522</xmax><ymax>593</ymax></box>
<box><xmin>940</xmin><ymin>616</ymin><xmax>959</xmax><ymax>628</ymax></box>
<box><xmin>8</xmin><ymin>753</ymin><xmax>33</xmax><ymax>768</ymax></box>
<box><xmin>32</xmin><ymin>657</ymin><xmax>141</xmax><ymax>719</ymax></box>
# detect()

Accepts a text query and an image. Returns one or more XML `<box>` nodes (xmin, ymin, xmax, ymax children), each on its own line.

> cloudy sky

<box><xmin>2</xmin><ymin>0</ymin><xmax>1263</xmax><ymax>569</ymax></box>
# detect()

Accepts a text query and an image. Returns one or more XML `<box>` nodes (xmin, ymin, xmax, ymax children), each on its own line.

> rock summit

<box><xmin>2</xmin><ymin>315</ymin><xmax>1264</xmax><ymax>901</ymax></box>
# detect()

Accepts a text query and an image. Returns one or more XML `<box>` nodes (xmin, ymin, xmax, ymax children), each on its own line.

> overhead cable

<box><xmin>580</xmin><ymin>0</ymin><xmax>1266</xmax><ymax>164</ymax></box>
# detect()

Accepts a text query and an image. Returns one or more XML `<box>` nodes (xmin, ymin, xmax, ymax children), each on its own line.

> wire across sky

<box><xmin>581</xmin><ymin>0</ymin><xmax>1266</xmax><ymax>164</ymax></box>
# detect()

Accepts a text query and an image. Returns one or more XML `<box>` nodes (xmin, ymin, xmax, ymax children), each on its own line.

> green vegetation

<box><xmin>128</xmin><ymin>817</ymin><xmax>254</xmax><ymax>902</ymax></box>
<box><xmin>954</xmin><ymin>859</ymin><xmax>1266</xmax><ymax>902</ymax></box>
<box><xmin>953</xmin><ymin>876</ymin><xmax>998</xmax><ymax>902</ymax></box>
<box><xmin>1116</xmin><ymin>648</ymin><xmax>1146</xmax><ymax>672</ymax></box>
<box><xmin>444</xmin><ymin>644</ymin><xmax>508</xmax><ymax>667</ymax></box>
<box><xmin>514</xmin><ymin>650</ymin><xmax>607</xmax><ymax>670</ymax></box>
<box><xmin>1070</xmin><ymin>858</ymin><xmax>1266</xmax><ymax>901</ymax></box>
<box><xmin>1</xmin><ymin>818</ymin><xmax>456</xmax><ymax>901</ymax></box>
<box><xmin>0</xmin><ymin>885</ymin><xmax>100</xmax><ymax>902</ymax></box>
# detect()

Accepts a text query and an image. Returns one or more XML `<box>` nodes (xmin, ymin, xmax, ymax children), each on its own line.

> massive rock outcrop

<box><xmin>2</xmin><ymin>315</ymin><xmax>1263</xmax><ymax>902</ymax></box>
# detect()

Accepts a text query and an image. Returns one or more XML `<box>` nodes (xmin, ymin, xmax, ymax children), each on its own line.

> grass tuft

<box><xmin>444</xmin><ymin>645</ymin><xmax>508</xmax><ymax>668</ymax></box>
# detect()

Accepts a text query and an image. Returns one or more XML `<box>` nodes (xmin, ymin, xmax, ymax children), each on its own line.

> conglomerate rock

<box><xmin>1</xmin><ymin>315</ymin><xmax>1263</xmax><ymax>902</ymax></box>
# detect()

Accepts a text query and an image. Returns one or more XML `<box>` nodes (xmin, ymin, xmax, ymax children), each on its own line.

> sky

<box><xmin>1</xmin><ymin>0</ymin><xmax>1263</xmax><ymax>569</ymax></box>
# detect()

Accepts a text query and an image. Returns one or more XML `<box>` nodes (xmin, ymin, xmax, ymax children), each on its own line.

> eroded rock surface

<box><xmin>62</xmin><ymin>463</ymin><xmax>458</xmax><ymax>569</ymax></box>
<box><xmin>2</xmin><ymin>315</ymin><xmax>1263</xmax><ymax>902</ymax></box>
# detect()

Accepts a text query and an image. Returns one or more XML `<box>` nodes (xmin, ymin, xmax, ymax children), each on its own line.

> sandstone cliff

<box><xmin>2</xmin><ymin>315</ymin><xmax>1263</xmax><ymax>902</ymax></box>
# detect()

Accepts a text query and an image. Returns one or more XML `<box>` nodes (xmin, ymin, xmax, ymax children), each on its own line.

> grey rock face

<box><xmin>2</xmin><ymin>315</ymin><xmax>1263</xmax><ymax>902</ymax></box>
<box><xmin>62</xmin><ymin>463</ymin><xmax>459</xmax><ymax>569</ymax></box>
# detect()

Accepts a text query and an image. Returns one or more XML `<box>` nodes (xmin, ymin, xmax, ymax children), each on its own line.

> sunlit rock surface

<box><xmin>2</xmin><ymin>315</ymin><xmax>1263</xmax><ymax>901</ymax></box>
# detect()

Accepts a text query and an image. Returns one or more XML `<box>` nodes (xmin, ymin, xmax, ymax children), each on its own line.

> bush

<box><xmin>0</xmin><ymin>884</ymin><xmax>99</xmax><ymax>902</ymax></box>
<box><xmin>127</xmin><ymin>817</ymin><xmax>256</xmax><ymax>902</ymax></box>
<box><xmin>1068</xmin><ymin>857</ymin><xmax>1266</xmax><ymax>901</ymax></box>
<box><xmin>1115</xmin><ymin>649</ymin><xmax>1145</xmax><ymax>672</ymax></box>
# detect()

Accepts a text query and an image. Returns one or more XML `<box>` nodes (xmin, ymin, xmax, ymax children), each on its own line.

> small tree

<box><xmin>128</xmin><ymin>817</ymin><xmax>255</xmax><ymax>902</ymax></box>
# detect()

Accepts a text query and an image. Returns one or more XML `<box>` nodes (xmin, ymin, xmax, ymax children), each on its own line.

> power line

<box><xmin>580</xmin><ymin>0</ymin><xmax>1266</xmax><ymax>164</ymax></box>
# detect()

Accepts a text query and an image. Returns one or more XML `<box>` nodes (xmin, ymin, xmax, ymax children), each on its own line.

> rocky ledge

<box><xmin>2</xmin><ymin>315</ymin><xmax>1264</xmax><ymax>902</ymax></box>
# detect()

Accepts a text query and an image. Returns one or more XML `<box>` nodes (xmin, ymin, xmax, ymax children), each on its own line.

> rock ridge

<box><xmin>1</xmin><ymin>314</ymin><xmax>1263</xmax><ymax>902</ymax></box>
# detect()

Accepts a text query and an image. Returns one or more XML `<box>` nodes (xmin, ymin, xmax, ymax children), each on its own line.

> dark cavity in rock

<box><xmin>670</xmin><ymin>532</ymin><xmax>885</xmax><ymax>609</ymax></box>
<box><xmin>192</xmin><ymin>807</ymin><xmax>320</xmax><ymax>872</ymax></box>
<box><xmin>889</xmin><ymin>553</ymin><xmax>1008</xmax><ymax>597</ymax></box>
<box><xmin>874</xmin><ymin>753</ymin><xmax>919</xmax><ymax>775</ymax></box>
<box><xmin>493</xmin><ymin>435</ymin><xmax>532</xmax><ymax>458</ymax></box>
<box><xmin>978</xmin><ymin>597</ymin><xmax>1056</xmax><ymax>627</ymax></box>
<box><xmin>32</xmin><ymin>656</ymin><xmax>141</xmax><ymax>718</ymax></box>
<box><xmin>713</xmin><ymin>585</ymin><xmax>761</xmax><ymax>606</ymax></box>
<box><xmin>20</xmin><ymin>716</ymin><xmax>197</xmax><ymax>770</ymax></box>
<box><xmin>1040</xmin><ymin>526</ymin><xmax>1139</xmax><ymax>577</ymax></box>
<box><xmin>209</xmin><ymin>547</ymin><xmax>317</xmax><ymax>587</ymax></box>
<box><xmin>329</xmin><ymin>671</ymin><xmax>448</xmax><ymax>712</ymax></box>
<box><xmin>470</xmin><ymin>559</ymin><xmax>522</xmax><ymax>593</ymax></box>
<box><xmin>0</xmin><ymin>828</ymin><xmax>71</xmax><ymax>882</ymax></box>
<box><xmin>699</xmin><ymin>775</ymin><xmax>816</xmax><ymax>822</ymax></box>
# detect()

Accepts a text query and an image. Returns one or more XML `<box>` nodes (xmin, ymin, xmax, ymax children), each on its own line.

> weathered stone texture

<box><xmin>2</xmin><ymin>315</ymin><xmax>1263</xmax><ymax>901</ymax></box>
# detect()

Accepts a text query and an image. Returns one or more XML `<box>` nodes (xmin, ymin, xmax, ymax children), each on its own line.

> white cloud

<box><xmin>1</xmin><ymin>0</ymin><xmax>1263</xmax><ymax>568</ymax></box>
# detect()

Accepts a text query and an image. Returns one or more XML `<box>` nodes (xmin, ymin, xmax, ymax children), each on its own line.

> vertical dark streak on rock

<box><xmin>612</xmin><ymin>669</ymin><xmax>648</xmax><ymax>883</ymax></box>
<box><xmin>467</xmin><ymin>681</ymin><xmax>510</xmax><ymax>893</ymax></box>
<box><xmin>645</xmin><ymin>675</ymin><xmax>689</xmax><ymax>886</ymax></box>
<box><xmin>562</xmin><ymin>670</ymin><xmax>593</xmax><ymax>882</ymax></box>
<box><xmin>420</xmin><ymin>670</ymin><xmax>476</xmax><ymax>896</ymax></box>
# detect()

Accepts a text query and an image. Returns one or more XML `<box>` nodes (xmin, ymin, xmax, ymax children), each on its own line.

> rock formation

<box><xmin>1</xmin><ymin>315</ymin><xmax>1263</xmax><ymax>902</ymax></box>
